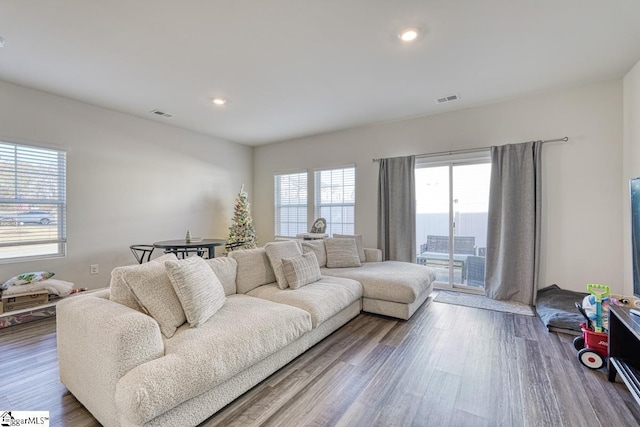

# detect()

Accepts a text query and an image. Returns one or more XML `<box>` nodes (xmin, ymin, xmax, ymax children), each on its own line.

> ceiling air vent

<box><xmin>150</xmin><ymin>109</ymin><xmax>174</xmax><ymax>118</ymax></box>
<box><xmin>436</xmin><ymin>94</ymin><xmax>460</xmax><ymax>104</ymax></box>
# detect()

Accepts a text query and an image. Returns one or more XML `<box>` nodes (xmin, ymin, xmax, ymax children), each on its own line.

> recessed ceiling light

<box><xmin>398</xmin><ymin>28</ymin><xmax>419</xmax><ymax>42</ymax></box>
<box><xmin>212</xmin><ymin>98</ymin><xmax>227</xmax><ymax>105</ymax></box>
<box><xmin>0</xmin><ymin>36</ymin><xmax>5</xmax><ymax>48</ymax></box>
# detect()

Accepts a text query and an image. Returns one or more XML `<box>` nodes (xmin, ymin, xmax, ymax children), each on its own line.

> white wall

<box><xmin>0</xmin><ymin>81</ymin><xmax>252</xmax><ymax>290</ymax></box>
<box><xmin>254</xmin><ymin>80</ymin><xmax>623</xmax><ymax>294</ymax></box>
<box><xmin>623</xmin><ymin>60</ymin><xmax>640</xmax><ymax>296</ymax></box>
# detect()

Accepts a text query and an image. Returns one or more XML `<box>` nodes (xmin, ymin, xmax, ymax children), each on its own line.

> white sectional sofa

<box><xmin>57</xmin><ymin>239</ymin><xmax>434</xmax><ymax>427</ymax></box>
<box><xmin>301</xmin><ymin>239</ymin><xmax>436</xmax><ymax>320</ymax></box>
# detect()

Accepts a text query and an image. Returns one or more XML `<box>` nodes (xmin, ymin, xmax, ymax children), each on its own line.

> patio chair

<box><xmin>465</xmin><ymin>255</ymin><xmax>486</xmax><ymax>287</ymax></box>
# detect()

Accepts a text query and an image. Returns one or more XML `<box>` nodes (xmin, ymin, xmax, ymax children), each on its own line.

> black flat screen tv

<box><xmin>631</xmin><ymin>177</ymin><xmax>640</xmax><ymax>298</ymax></box>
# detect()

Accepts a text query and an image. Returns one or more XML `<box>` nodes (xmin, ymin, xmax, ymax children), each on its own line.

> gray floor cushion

<box><xmin>536</xmin><ymin>284</ymin><xmax>588</xmax><ymax>335</ymax></box>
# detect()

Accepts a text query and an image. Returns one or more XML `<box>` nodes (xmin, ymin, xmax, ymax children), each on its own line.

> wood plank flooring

<box><xmin>1</xmin><ymin>297</ymin><xmax>639</xmax><ymax>426</ymax></box>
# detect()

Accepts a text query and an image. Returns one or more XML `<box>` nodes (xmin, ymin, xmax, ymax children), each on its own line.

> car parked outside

<box><xmin>0</xmin><ymin>211</ymin><xmax>54</xmax><ymax>225</ymax></box>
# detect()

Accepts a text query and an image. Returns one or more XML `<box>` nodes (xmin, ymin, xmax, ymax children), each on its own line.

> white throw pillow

<box><xmin>282</xmin><ymin>252</ymin><xmax>322</xmax><ymax>289</ymax></box>
<box><xmin>325</xmin><ymin>238</ymin><xmax>362</xmax><ymax>268</ymax></box>
<box><xmin>1</xmin><ymin>271</ymin><xmax>55</xmax><ymax>290</ymax></box>
<box><xmin>110</xmin><ymin>253</ymin><xmax>177</xmax><ymax>312</ymax></box>
<box><xmin>264</xmin><ymin>241</ymin><xmax>303</xmax><ymax>289</ymax></box>
<box><xmin>333</xmin><ymin>234</ymin><xmax>365</xmax><ymax>262</ymax></box>
<box><xmin>165</xmin><ymin>256</ymin><xmax>227</xmax><ymax>327</ymax></box>
<box><xmin>229</xmin><ymin>248</ymin><xmax>277</xmax><ymax>294</ymax></box>
<box><xmin>113</xmin><ymin>253</ymin><xmax>186</xmax><ymax>338</ymax></box>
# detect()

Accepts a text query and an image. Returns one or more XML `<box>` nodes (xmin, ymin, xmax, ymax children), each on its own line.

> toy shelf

<box><xmin>0</xmin><ymin>288</ymin><xmax>104</xmax><ymax>328</ymax></box>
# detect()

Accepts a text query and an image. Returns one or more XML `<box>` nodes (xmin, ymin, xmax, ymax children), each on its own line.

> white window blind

<box><xmin>0</xmin><ymin>141</ymin><xmax>67</xmax><ymax>262</ymax></box>
<box><xmin>314</xmin><ymin>166</ymin><xmax>355</xmax><ymax>236</ymax></box>
<box><xmin>274</xmin><ymin>172</ymin><xmax>308</xmax><ymax>238</ymax></box>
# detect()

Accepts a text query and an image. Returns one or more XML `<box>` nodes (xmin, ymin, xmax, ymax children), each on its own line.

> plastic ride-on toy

<box><xmin>573</xmin><ymin>321</ymin><xmax>608</xmax><ymax>369</ymax></box>
<box><xmin>572</xmin><ymin>284</ymin><xmax>610</xmax><ymax>370</ymax></box>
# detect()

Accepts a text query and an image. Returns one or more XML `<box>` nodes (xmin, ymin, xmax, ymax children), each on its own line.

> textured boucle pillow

<box><xmin>110</xmin><ymin>253</ymin><xmax>175</xmax><ymax>312</ymax></box>
<box><xmin>264</xmin><ymin>240</ymin><xmax>303</xmax><ymax>289</ymax></box>
<box><xmin>229</xmin><ymin>248</ymin><xmax>276</xmax><ymax>294</ymax></box>
<box><xmin>325</xmin><ymin>238</ymin><xmax>362</xmax><ymax>268</ymax></box>
<box><xmin>113</xmin><ymin>254</ymin><xmax>186</xmax><ymax>338</ymax></box>
<box><xmin>282</xmin><ymin>252</ymin><xmax>322</xmax><ymax>289</ymax></box>
<box><xmin>165</xmin><ymin>256</ymin><xmax>226</xmax><ymax>327</ymax></box>
<box><xmin>333</xmin><ymin>234</ymin><xmax>365</xmax><ymax>263</ymax></box>
<box><xmin>301</xmin><ymin>239</ymin><xmax>327</xmax><ymax>267</ymax></box>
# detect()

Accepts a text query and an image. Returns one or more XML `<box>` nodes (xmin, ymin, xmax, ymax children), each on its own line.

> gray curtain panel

<box><xmin>377</xmin><ymin>155</ymin><xmax>416</xmax><ymax>262</ymax></box>
<box><xmin>485</xmin><ymin>141</ymin><xmax>542</xmax><ymax>305</ymax></box>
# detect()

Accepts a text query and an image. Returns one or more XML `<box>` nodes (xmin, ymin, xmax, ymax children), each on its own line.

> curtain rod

<box><xmin>372</xmin><ymin>136</ymin><xmax>569</xmax><ymax>162</ymax></box>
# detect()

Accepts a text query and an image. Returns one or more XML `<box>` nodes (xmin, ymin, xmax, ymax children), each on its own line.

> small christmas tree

<box><xmin>226</xmin><ymin>185</ymin><xmax>257</xmax><ymax>252</ymax></box>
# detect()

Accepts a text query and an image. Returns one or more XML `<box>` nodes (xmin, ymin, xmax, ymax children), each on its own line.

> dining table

<box><xmin>153</xmin><ymin>238</ymin><xmax>227</xmax><ymax>259</ymax></box>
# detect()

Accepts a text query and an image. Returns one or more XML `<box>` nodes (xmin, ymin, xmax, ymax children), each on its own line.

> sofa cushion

<box><xmin>321</xmin><ymin>261</ymin><xmax>435</xmax><ymax>304</ymax></box>
<box><xmin>301</xmin><ymin>239</ymin><xmax>327</xmax><ymax>267</ymax></box>
<box><xmin>325</xmin><ymin>238</ymin><xmax>361</xmax><ymax>268</ymax></box>
<box><xmin>111</xmin><ymin>254</ymin><xmax>187</xmax><ymax>338</ymax></box>
<box><xmin>165</xmin><ymin>256</ymin><xmax>227</xmax><ymax>327</ymax></box>
<box><xmin>229</xmin><ymin>248</ymin><xmax>276</xmax><ymax>294</ymax></box>
<box><xmin>206</xmin><ymin>256</ymin><xmax>237</xmax><ymax>296</ymax></box>
<box><xmin>282</xmin><ymin>252</ymin><xmax>322</xmax><ymax>289</ymax></box>
<box><xmin>115</xmin><ymin>294</ymin><xmax>312</xmax><ymax>425</ymax></box>
<box><xmin>247</xmin><ymin>276</ymin><xmax>362</xmax><ymax>327</ymax></box>
<box><xmin>264</xmin><ymin>240</ymin><xmax>303</xmax><ymax>289</ymax></box>
<box><xmin>364</xmin><ymin>248</ymin><xmax>383</xmax><ymax>263</ymax></box>
<box><xmin>333</xmin><ymin>234</ymin><xmax>365</xmax><ymax>262</ymax></box>
<box><xmin>110</xmin><ymin>254</ymin><xmax>177</xmax><ymax>312</ymax></box>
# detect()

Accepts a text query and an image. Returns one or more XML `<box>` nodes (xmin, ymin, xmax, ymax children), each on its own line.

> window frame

<box><xmin>313</xmin><ymin>165</ymin><xmax>356</xmax><ymax>236</ymax></box>
<box><xmin>415</xmin><ymin>152</ymin><xmax>491</xmax><ymax>289</ymax></box>
<box><xmin>273</xmin><ymin>170</ymin><xmax>308</xmax><ymax>238</ymax></box>
<box><xmin>0</xmin><ymin>140</ymin><xmax>67</xmax><ymax>263</ymax></box>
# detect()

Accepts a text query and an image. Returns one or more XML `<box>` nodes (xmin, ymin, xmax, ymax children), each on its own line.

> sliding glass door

<box><xmin>416</xmin><ymin>157</ymin><xmax>491</xmax><ymax>290</ymax></box>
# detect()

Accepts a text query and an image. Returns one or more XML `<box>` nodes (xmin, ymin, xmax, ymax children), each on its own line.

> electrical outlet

<box><xmin>90</xmin><ymin>264</ymin><xmax>99</xmax><ymax>275</ymax></box>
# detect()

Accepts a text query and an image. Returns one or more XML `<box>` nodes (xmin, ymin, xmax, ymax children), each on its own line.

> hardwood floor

<box><xmin>1</xmin><ymin>298</ymin><xmax>639</xmax><ymax>426</ymax></box>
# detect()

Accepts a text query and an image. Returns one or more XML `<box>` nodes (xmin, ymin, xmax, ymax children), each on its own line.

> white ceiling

<box><xmin>1</xmin><ymin>1</ymin><xmax>640</xmax><ymax>146</ymax></box>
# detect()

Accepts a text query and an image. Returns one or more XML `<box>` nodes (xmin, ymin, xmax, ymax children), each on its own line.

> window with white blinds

<box><xmin>0</xmin><ymin>141</ymin><xmax>67</xmax><ymax>262</ymax></box>
<box><xmin>314</xmin><ymin>166</ymin><xmax>355</xmax><ymax>236</ymax></box>
<box><xmin>274</xmin><ymin>171</ymin><xmax>308</xmax><ymax>238</ymax></box>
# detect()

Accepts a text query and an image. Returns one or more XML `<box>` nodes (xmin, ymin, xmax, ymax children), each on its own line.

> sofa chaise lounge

<box><xmin>57</xmin><ymin>238</ymin><xmax>435</xmax><ymax>426</ymax></box>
